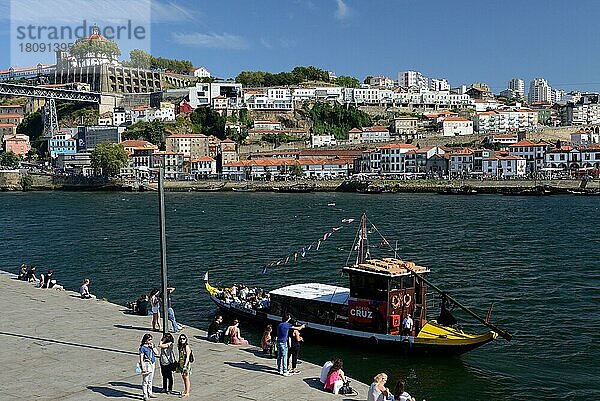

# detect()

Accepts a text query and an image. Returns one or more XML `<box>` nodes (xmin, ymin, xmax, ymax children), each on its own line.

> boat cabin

<box><xmin>343</xmin><ymin>258</ymin><xmax>430</xmax><ymax>336</ymax></box>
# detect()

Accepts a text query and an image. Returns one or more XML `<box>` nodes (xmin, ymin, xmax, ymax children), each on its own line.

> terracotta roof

<box><xmin>191</xmin><ymin>156</ymin><xmax>215</xmax><ymax>162</ymax></box>
<box><xmin>508</xmin><ymin>139</ymin><xmax>549</xmax><ymax>147</ymax></box>
<box><xmin>0</xmin><ymin>123</ymin><xmax>17</xmax><ymax>127</ymax></box>
<box><xmin>378</xmin><ymin>143</ymin><xmax>418</xmax><ymax>150</ymax></box>
<box><xmin>443</xmin><ymin>117</ymin><xmax>470</xmax><ymax>122</ymax></box>
<box><xmin>121</xmin><ymin>140</ymin><xmax>157</xmax><ymax>149</ymax></box>
<box><xmin>167</xmin><ymin>133</ymin><xmax>207</xmax><ymax>138</ymax></box>
<box><xmin>349</xmin><ymin>128</ymin><xmax>362</xmax><ymax>133</ymax></box>
<box><xmin>363</xmin><ymin>126</ymin><xmax>389</xmax><ymax>132</ymax></box>
<box><xmin>0</xmin><ymin>114</ymin><xmax>24</xmax><ymax>119</ymax></box>
<box><xmin>224</xmin><ymin>157</ymin><xmax>351</xmax><ymax>168</ymax></box>
<box><xmin>477</xmin><ymin>111</ymin><xmax>497</xmax><ymax>116</ymax></box>
<box><xmin>221</xmin><ymin>139</ymin><xmax>235</xmax><ymax>143</ymax></box>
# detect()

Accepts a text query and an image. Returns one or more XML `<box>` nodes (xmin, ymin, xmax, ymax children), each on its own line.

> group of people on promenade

<box><xmin>207</xmin><ymin>314</ymin><xmax>249</xmax><ymax>345</ymax></box>
<box><xmin>17</xmin><ymin>263</ymin><xmax>95</xmax><ymax>299</ymax></box>
<box><xmin>128</xmin><ymin>286</ymin><xmax>184</xmax><ymax>333</ymax></box>
<box><xmin>137</xmin><ymin>332</ymin><xmax>193</xmax><ymax>400</ymax></box>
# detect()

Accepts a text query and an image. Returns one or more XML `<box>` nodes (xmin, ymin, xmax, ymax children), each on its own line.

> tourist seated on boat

<box><xmin>17</xmin><ymin>264</ymin><xmax>28</xmax><ymax>280</ymax></box>
<box><xmin>324</xmin><ymin>359</ymin><xmax>346</xmax><ymax>394</ymax></box>
<box><xmin>225</xmin><ymin>319</ymin><xmax>248</xmax><ymax>345</ymax></box>
<box><xmin>320</xmin><ymin>357</ymin><xmax>338</xmax><ymax>384</ymax></box>
<box><xmin>367</xmin><ymin>373</ymin><xmax>394</xmax><ymax>401</ymax></box>
<box><xmin>207</xmin><ymin>315</ymin><xmax>224</xmax><ymax>342</ymax></box>
<box><xmin>393</xmin><ymin>381</ymin><xmax>416</xmax><ymax>401</ymax></box>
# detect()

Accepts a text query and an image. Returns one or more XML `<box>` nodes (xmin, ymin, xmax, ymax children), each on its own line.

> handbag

<box><xmin>338</xmin><ymin>381</ymin><xmax>353</xmax><ymax>395</ymax></box>
<box><xmin>189</xmin><ymin>349</ymin><xmax>194</xmax><ymax>363</ymax></box>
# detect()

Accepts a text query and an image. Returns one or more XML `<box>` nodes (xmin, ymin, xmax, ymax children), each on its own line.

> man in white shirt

<box><xmin>402</xmin><ymin>314</ymin><xmax>413</xmax><ymax>336</ymax></box>
<box><xmin>320</xmin><ymin>357</ymin><xmax>337</xmax><ymax>384</ymax></box>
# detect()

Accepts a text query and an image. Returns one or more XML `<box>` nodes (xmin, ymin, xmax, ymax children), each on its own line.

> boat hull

<box><xmin>205</xmin><ymin>284</ymin><xmax>495</xmax><ymax>356</ymax></box>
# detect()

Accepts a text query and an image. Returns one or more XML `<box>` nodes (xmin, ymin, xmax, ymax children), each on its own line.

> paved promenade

<box><xmin>0</xmin><ymin>273</ymin><xmax>368</xmax><ymax>400</ymax></box>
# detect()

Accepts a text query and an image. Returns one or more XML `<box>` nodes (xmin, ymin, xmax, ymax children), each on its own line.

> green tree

<box><xmin>70</xmin><ymin>39</ymin><xmax>121</xmax><ymax>60</ymax></box>
<box><xmin>335</xmin><ymin>76</ymin><xmax>360</xmax><ymax>88</ymax></box>
<box><xmin>122</xmin><ymin>120</ymin><xmax>166</xmax><ymax>149</ymax></box>
<box><xmin>128</xmin><ymin>49</ymin><xmax>152</xmax><ymax>69</ymax></box>
<box><xmin>190</xmin><ymin>107</ymin><xmax>226</xmax><ymax>138</ymax></box>
<box><xmin>19</xmin><ymin>174</ymin><xmax>33</xmax><ymax>191</ymax></box>
<box><xmin>364</xmin><ymin>76</ymin><xmax>373</xmax><ymax>84</ymax></box>
<box><xmin>236</xmin><ymin>71</ymin><xmax>266</xmax><ymax>87</ymax></box>
<box><xmin>289</xmin><ymin>164</ymin><xmax>304</xmax><ymax>177</ymax></box>
<box><xmin>0</xmin><ymin>152</ymin><xmax>22</xmax><ymax>169</ymax></box>
<box><xmin>308</xmin><ymin>102</ymin><xmax>372</xmax><ymax>139</ymax></box>
<box><xmin>90</xmin><ymin>142</ymin><xmax>129</xmax><ymax>176</ymax></box>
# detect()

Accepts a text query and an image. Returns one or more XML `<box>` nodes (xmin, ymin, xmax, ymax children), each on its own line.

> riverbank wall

<box><xmin>1</xmin><ymin>170</ymin><xmax>593</xmax><ymax>194</ymax></box>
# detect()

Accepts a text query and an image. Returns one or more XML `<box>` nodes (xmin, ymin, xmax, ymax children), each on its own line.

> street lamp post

<box><xmin>158</xmin><ymin>156</ymin><xmax>169</xmax><ymax>334</ymax></box>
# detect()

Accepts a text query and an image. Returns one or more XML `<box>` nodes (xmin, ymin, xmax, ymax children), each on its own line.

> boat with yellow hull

<box><xmin>204</xmin><ymin>213</ymin><xmax>511</xmax><ymax>355</ymax></box>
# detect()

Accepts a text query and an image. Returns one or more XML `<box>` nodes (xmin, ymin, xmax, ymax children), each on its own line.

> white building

<box><xmin>552</xmin><ymin>88</ymin><xmax>566</xmax><ymax>104</ymax></box>
<box><xmin>254</xmin><ymin>120</ymin><xmax>282</xmax><ymax>130</ymax></box>
<box><xmin>155</xmin><ymin>102</ymin><xmax>176</xmax><ymax>122</ymax></box>
<box><xmin>442</xmin><ymin>117</ymin><xmax>473</xmax><ymax>137</ymax></box>
<box><xmin>508</xmin><ymin>78</ymin><xmax>525</xmax><ymax>99</ymax></box>
<box><xmin>369</xmin><ymin>76</ymin><xmax>395</xmax><ymax>88</ymax></box>
<box><xmin>165</xmin><ymin>133</ymin><xmax>209</xmax><ymax>159</ymax></box>
<box><xmin>245</xmin><ymin>89</ymin><xmax>294</xmax><ymax>110</ymax></box>
<box><xmin>483</xmin><ymin>152</ymin><xmax>527</xmax><ymax>178</ymax></box>
<box><xmin>378</xmin><ymin>143</ymin><xmax>418</xmax><ymax>175</ymax></box>
<box><xmin>571</xmin><ymin>130</ymin><xmax>600</xmax><ymax>145</ymax></box>
<box><xmin>474</xmin><ymin>107</ymin><xmax>538</xmax><ymax>133</ymax></box>
<box><xmin>429</xmin><ymin>78</ymin><xmax>450</xmax><ymax>92</ymax></box>
<box><xmin>348</xmin><ymin>126</ymin><xmax>390</xmax><ymax>144</ymax></box>
<box><xmin>487</xmin><ymin>134</ymin><xmax>519</xmax><ymax>146</ymax></box>
<box><xmin>311</xmin><ymin>133</ymin><xmax>337</xmax><ymax>148</ymax></box>
<box><xmin>448</xmin><ymin>149</ymin><xmax>474</xmax><ymax>176</ymax></box>
<box><xmin>222</xmin><ymin>157</ymin><xmax>351</xmax><ymax>180</ymax></box>
<box><xmin>398</xmin><ymin>70</ymin><xmax>428</xmax><ymax>89</ymax></box>
<box><xmin>528</xmin><ymin>78</ymin><xmax>552</xmax><ymax>104</ymax></box>
<box><xmin>507</xmin><ymin>139</ymin><xmax>550</xmax><ymax>173</ymax></box>
<box><xmin>191</xmin><ymin>156</ymin><xmax>217</xmax><ymax>177</ymax></box>
<box><xmin>473</xmin><ymin>99</ymin><xmax>500</xmax><ymax>112</ymax></box>
<box><xmin>193</xmin><ymin>67</ymin><xmax>211</xmax><ymax>78</ymax></box>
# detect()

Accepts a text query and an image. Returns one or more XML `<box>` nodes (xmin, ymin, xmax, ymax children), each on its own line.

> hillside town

<box><xmin>1</xmin><ymin>27</ymin><xmax>600</xmax><ymax>183</ymax></box>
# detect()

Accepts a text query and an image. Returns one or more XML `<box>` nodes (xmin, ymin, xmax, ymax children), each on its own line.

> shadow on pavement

<box><xmin>240</xmin><ymin>347</ymin><xmax>274</xmax><ymax>359</ymax></box>
<box><xmin>224</xmin><ymin>360</ymin><xmax>279</xmax><ymax>375</ymax></box>
<box><xmin>87</xmin><ymin>385</ymin><xmax>142</xmax><ymax>399</ymax></box>
<box><xmin>0</xmin><ymin>331</ymin><xmax>136</xmax><ymax>355</ymax></box>
<box><xmin>114</xmin><ymin>324</ymin><xmax>152</xmax><ymax>332</ymax></box>
<box><xmin>303</xmin><ymin>377</ymin><xmax>325</xmax><ymax>390</ymax></box>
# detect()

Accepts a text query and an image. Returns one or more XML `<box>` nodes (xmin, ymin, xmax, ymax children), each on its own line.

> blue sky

<box><xmin>2</xmin><ymin>0</ymin><xmax>600</xmax><ymax>92</ymax></box>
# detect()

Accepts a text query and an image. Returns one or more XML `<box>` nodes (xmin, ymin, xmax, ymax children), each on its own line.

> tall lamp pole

<box><xmin>158</xmin><ymin>156</ymin><xmax>169</xmax><ymax>334</ymax></box>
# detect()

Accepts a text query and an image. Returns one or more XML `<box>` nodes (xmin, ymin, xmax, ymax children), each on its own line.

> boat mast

<box><xmin>359</xmin><ymin>213</ymin><xmax>367</xmax><ymax>264</ymax></box>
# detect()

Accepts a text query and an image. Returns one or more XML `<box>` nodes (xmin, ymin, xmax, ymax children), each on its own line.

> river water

<box><xmin>1</xmin><ymin>192</ymin><xmax>598</xmax><ymax>401</ymax></box>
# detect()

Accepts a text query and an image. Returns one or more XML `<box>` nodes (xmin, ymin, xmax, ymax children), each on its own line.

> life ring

<box><xmin>403</xmin><ymin>293</ymin><xmax>412</xmax><ymax>307</ymax></box>
<box><xmin>391</xmin><ymin>295</ymin><xmax>401</xmax><ymax>309</ymax></box>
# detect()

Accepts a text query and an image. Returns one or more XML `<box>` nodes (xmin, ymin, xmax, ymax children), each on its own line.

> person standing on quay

<box><xmin>150</xmin><ymin>289</ymin><xmax>161</xmax><ymax>331</ymax></box>
<box><xmin>176</xmin><ymin>334</ymin><xmax>191</xmax><ymax>397</ymax></box>
<box><xmin>165</xmin><ymin>286</ymin><xmax>183</xmax><ymax>332</ymax></box>
<box><xmin>288</xmin><ymin>321</ymin><xmax>303</xmax><ymax>374</ymax></box>
<box><xmin>275</xmin><ymin>313</ymin><xmax>305</xmax><ymax>376</ymax></box>
<box><xmin>138</xmin><ymin>334</ymin><xmax>159</xmax><ymax>401</ymax></box>
<box><xmin>158</xmin><ymin>333</ymin><xmax>176</xmax><ymax>394</ymax></box>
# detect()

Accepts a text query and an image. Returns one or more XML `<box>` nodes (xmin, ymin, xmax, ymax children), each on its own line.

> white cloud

<box><xmin>171</xmin><ymin>32</ymin><xmax>247</xmax><ymax>50</ymax></box>
<box><xmin>334</xmin><ymin>0</ymin><xmax>350</xmax><ymax>20</ymax></box>
<box><xmin>151</xmin><ymin>1</ymin><xmax>197</xmax><ymax>23</ymax></box>
<box><xmin>260</xmin><ymin>37</ymin><xmax>273</xmax><ymax>49</ymax></box>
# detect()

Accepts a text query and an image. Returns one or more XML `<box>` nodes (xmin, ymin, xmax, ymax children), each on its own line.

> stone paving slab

<box><xmin>0</xmin><ymin>273</ymin><xmax>368</xmax><ymax>401</ymax></box>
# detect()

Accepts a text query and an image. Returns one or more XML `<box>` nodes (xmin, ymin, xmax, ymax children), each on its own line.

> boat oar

<box><xmin>408</xmin><ymin>270</ymin><xmax>513</xmax><ymax>341</ymax></box>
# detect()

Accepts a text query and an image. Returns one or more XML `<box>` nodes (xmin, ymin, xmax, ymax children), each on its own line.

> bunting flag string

<box><xmin>262</xmin><ymin>218</ymin><xmax>356</xmax><ymax>273</ymax></box>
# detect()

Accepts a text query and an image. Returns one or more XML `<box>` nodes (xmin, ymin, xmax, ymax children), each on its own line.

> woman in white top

<box><xmin>393</xmin><ymin>380</ymin><xmax>416</xmax><ymax>401</ymax></box>
<box><xmin>367</xmin><ymin>373</ymin><xmax>393</xmax><ymax>401</ymax></box>
<box><xmin>150</xmin><ymin>288</ymin><xmax>161</xmax><ymax>331</ymax></box>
